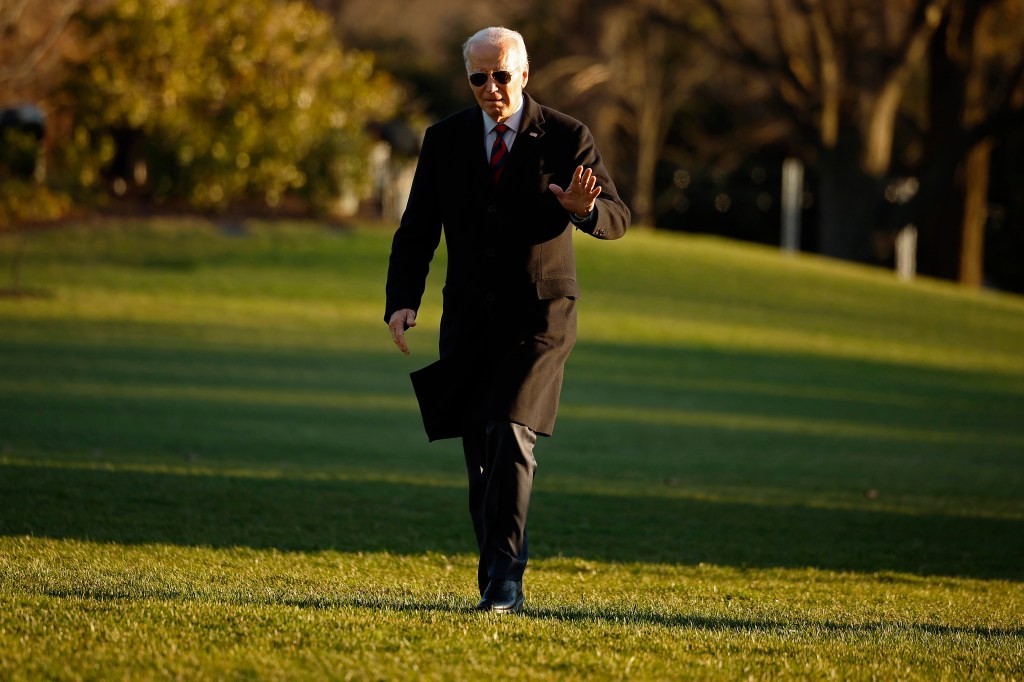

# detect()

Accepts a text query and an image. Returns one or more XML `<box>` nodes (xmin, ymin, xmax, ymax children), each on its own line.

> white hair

<box><xmin>462</xmin><ymin>27</ymin><xmax>529</xmax><ymax>72</ymax></box>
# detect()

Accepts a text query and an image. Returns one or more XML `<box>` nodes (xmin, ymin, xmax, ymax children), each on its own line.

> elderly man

<box><xmin>385</xmin><ymin>26</ymin><xmax>629</xmax><ymax>613</ymax></box>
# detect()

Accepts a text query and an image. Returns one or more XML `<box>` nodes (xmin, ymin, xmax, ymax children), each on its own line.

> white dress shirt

<box><xmin>482</xmin><ymin>104</ymin><xmax>524</xmax><ymax>162</ymax></box>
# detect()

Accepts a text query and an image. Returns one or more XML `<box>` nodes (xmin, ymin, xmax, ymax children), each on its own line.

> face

<box><xmin>466</xmin><ymin>40</ymin><xmax>528</xmax><ymax>123</ymax></box>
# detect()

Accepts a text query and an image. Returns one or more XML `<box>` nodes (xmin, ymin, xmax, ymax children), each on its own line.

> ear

<box><xmin>521</xmin><ymin>67</ymin><xmax>529</xmax><ymax>88</ymax></box>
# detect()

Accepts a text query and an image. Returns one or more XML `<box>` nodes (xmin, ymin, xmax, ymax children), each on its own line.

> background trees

<box><xmin>3</xmin><ymin>0</ymin><xmax>1022</xmax><ymax>290</ymax></box>
<box><xmin>1</xmin><ymin>0</ymin><xmax>401</xmax><ymax>223</ymax></box>
<box><xmin>62</xmin><ymin>0</ymin><xmax>402</xmax><ymax>214</ymax></box>
<box><xmin>648</xmin><ymin>0</ymin><xmax>1024</xmax><ymax>287</ymax></box>
<box><xmin>517</xmin><ymin>0</ymin><xmax>709</xmax><ymax>228</ymax></box>
<box><xmin>0</xmin><ymin>0</ymin><xmax>82</xmax><ymax>226</ymax></box>
<box><xmin>916</xmin><ymin>0</ymin><xmax>1024</xmax><ymax>285</ymax></box>
<box><xmin>522</xmin><ymin>0</ymin><xmax>1024</xmax><ymax>288</ymax></box>
<box><xmin>0</xmin><ymin>0</ymin><xmax>81</xmax><ymax>103</ymax></box>
<box><xmin>684</xmin><ymin>0</ymin><xmax>952</xmax><ymax>265</ymax></box>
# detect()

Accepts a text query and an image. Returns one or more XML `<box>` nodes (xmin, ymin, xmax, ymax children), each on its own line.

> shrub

<box><xmin>49</xmin><ymin>0</ymin><xmax>402</xmax><ymax>215</ymax></box>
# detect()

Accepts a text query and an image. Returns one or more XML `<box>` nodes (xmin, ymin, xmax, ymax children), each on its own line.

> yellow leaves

<box><xmin>57</xmin><ymin>0</ymin><xmax>402</xmax><ymax>212</ymax></box>
<box><xmin>115</xmin><ymin>0</ymin><xmax>140</xmax><ymax>19</ymax></box>
<box><xmin>329</xmin><ymin>111</ymin><xmax>348</xmax><ymax>129</ymax></box>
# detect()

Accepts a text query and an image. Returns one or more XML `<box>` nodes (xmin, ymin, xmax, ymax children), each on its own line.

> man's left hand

<box><xmin>548</xmin><ymin>165</ymin><xmax>602</xmax><ymax>219</ymax></box>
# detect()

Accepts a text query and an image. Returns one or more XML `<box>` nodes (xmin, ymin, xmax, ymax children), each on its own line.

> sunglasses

<box><xmin>468</xmin><ymin>70</ymin><xmax>516</xmax><ymax>87</ymax></box>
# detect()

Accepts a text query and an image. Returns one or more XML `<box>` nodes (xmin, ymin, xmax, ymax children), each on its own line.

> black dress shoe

<box><xmin>475</xmin><ymin>579</ymin><xmax>524</xmax><ymax>613</ymax></box>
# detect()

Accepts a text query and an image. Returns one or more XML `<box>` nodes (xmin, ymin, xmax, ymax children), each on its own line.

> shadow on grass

<box><xmin>523</xmin><ymin>605</ymin><xmax>1024</xmax><ymax>638</ymax></box>
<box><xmin>327</xmin><ymin>595</ymin><xmax>1024</xmax><ymax>639</ymax></box>
<box><xmin>2</xmin><ymin>462</ymin><xmax>1021</xmax><ymax>581</ymax></box>
<box><xmin>32</xmin><ymin>584</ymin><xmax>1024</xmax><ymax>639</ymax></box>
<box><xmin>271</xmin><ymin>594</ymin><xmax>1024</xmax><ymax>638</ymax></box>
<box><xmin>2</xmin><ymin>334</ymin><xmax>1023</xmax><ymax>582</ymax></box>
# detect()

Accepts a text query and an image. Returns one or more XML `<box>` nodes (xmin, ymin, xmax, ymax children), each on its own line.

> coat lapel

<box><xmin>515</xmin><ymin>93</ymin><xmax>547</xmax><ymax>144</ymax></box>
<box><xmin>500</xmin><ymin>94</ymin><xmax>545</xmax><ymax>184</ymax></box>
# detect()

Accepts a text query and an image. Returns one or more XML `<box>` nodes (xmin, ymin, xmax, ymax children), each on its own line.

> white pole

<box><xmin>781</xmin><ymin>157</ymin><xmax>804</xmax><ymax>254</ymax></box>
<box><xmin>895</xmin><ymin>225</ymin><xmax>918</xmax><ymax>282</ymax></box>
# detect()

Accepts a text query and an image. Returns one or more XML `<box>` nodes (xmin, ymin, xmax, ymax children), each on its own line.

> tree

<box><xmin>0</xmin><ymin>0</ymin><xmax>85</xmax><ymax>230</ymax></box>
<box><xmin>659</xmin><ymin>0</ymin><xmax>951</xmax><ymax>263</ymax></box>
<box><xmin>660</xmin><ymin>0</ymin><xmax>1024</xmax><ymax>284</ymax></box>
<box><xmin>521</xmin><ymin>0</ymin><xmax>710</xmax><ymax>227</ymax></box>
<box><xmin>51</xmin><ymin>0</ymin><xmax>402</xmax><ymax>214</ymax></box>
<box><xmin>0</xmin><ymin>0</ymin><xmax>81</xmax><ymax>104</ymax></box>
<box><xmin>911</xmin><ymin>0</ymin><xmax>1024</xmax><ymax>284</ymax></box>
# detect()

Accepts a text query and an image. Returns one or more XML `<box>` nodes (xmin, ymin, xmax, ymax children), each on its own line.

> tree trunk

<box><xmin>917</xmin><ymin>169</ymin><xmax>965</xmax><ymax>280</ymax></box>
<box><xmin>956</xmin><ymin>2</ymin><xmax>1002</xmax><ymax>287</ymax></box>
<box><xmin>958</xmin><ymin>138</ymin><xmax>992</xmax><ymax>286</ymax></box>
<box><xmin>631</xmin><ymin>24</ymin><xmax>666</xmax><ymax>228</ymax></box>
<box><xmin>917</xmin><ymin>0</ymin><xmax>997</xmax><ymax>285</ymax></box>
<box><xmin>918</xmin><ymin>10</ymin><xmax>963</xmax><ymax>279</ymax></box>
<box><xmin>816</xmin><ymin>133</ymin><xmax>882</xmax><ymax>263</ymax></box>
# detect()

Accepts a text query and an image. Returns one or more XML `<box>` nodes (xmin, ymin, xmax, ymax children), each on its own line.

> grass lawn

<box><xmin>1</xmin><ymin>217</ymin><xmax>1022</xmax><ymax>680</ymax></box>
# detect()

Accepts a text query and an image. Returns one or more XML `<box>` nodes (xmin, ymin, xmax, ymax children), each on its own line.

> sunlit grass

<box><xmin>2</xmin><ymin>536</ymin><xmax>1022</xmax><ymax>679</ymax></box>
<box><xmin>1</xmin><ymin>218</ymin><xmax>1022</xmax><ymax>679</ymax></box>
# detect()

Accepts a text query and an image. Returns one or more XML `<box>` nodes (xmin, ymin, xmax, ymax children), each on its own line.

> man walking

<box><xmin>385</xmin><ymin>26</ymin><xmax>629</xmax><ymax>613</ymax></box>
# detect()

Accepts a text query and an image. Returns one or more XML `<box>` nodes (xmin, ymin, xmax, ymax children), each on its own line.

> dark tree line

<box><xmin>6</xmin><ymin>0</ymin><xmax>1023</xmax><ymax>290</ymax></box>
<box><xmin>513</xmin><ymin>0</ymin><xmax>1024</xmax><ymax>288</ymax></box>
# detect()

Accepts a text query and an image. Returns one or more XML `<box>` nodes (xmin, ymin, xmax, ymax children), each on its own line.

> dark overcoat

<box><xmin>385</xmin><ymin>94</ymin><xmax>630</xmax><ymax>439</ymax></box>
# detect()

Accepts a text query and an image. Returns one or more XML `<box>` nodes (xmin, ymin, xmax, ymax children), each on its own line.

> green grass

<box><xmin>1</xmin><ymin>218</ymin><xmax>1022</xmax><ymax>680</ymax></box>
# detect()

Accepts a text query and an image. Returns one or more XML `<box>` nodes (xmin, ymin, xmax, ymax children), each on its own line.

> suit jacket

<box><xmin>386</xmin><ymin>93</ymin><xmax>630</xmax><ymax>439</ymax></box>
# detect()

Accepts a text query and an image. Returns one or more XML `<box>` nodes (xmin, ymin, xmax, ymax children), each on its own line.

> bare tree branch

<box><xmin>702</xmin><ymin>0</ymin><xmax>779</xmax><ymax>74</ymax></box>
<box><xmin>0</xmin><ymin>0</ymin><xmax>80</xmax><ymax>88</ymax></box>
<box><xmin>802</xmin><ymin>0</ymin><xmax>842</xmax><ymax>147</ymax></box>
<box><xmin>1000</xmin><ymin>54</ymin><xmax>1024</xmax><ymax>110</ymax></box>
<box><xmin>0</xmin><ymin>0</ymin><xmax>33</xmax><ymax>36</ymax></box>
<box><xmin>769</xmin><ymin>0</ymin><xmax>814</xmax><ymax>94</ymax></box>
<box><xmin>651</xmin><ymin>1</ymin><xmax>815</xmax><ymax>135</ymax></box>
<box><xmin>882</xmin><ymin>0</ymin><xmax>950</xmax><ymax>84</ymax></box>
<box><xmin>971</xmin><ymin>58</ymin><xmax>1024</xmax><ymax>139</ymax></box>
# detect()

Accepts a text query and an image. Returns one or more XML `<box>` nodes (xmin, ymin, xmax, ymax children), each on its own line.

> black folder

<box><xmin>409</xmin><ymin>356</ymin><xmax>470</xmax><ymax>441</ymax></box>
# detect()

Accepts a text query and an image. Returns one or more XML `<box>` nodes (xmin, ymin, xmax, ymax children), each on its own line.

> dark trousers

<box><xmin>462</xmin><ymin>419</ymin><xmax>538</xmax><ymax>595</ymax></box>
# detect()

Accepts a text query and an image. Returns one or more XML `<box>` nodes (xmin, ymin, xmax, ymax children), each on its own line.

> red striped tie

<box><xmin>490</xmin><ymin>123</ymin><xmax>509</xmax><ymax>183</ymax></box>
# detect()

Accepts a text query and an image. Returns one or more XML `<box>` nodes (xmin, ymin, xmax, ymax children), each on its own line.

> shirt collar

<box><xmin>482</xmin><ymin>102</ymin><xmax>524</xmax><ymax>134</ymax></box>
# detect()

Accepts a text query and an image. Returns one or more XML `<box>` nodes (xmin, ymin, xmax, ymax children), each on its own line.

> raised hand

<box><xmin>548</xmin><ymin>165</ymin><xmax>602</xmax><ymax>219</ymax></box>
